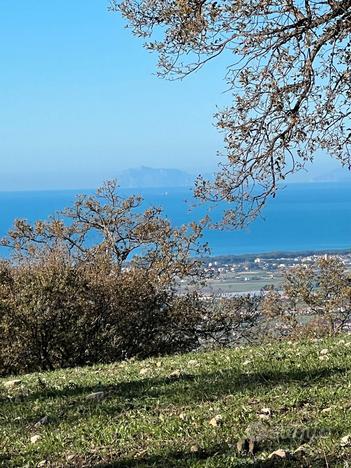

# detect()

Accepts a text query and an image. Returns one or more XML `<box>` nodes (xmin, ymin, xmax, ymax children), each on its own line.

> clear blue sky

<box><xmin>0</xmin><ymin>1</ymin><xmax>346</xmax><ymax>191</ymax></box>
<box><xmin>0</xmin><ymin>1</ymin><xmax>228</xmax><ymax>190</ymax></box>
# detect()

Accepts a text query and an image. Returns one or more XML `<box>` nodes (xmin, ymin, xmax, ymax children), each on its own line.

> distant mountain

<box><xmin>116</xmin><ymin>164</ymin><xmax>351</xmax><ymax>189</ymax></box>
<box><xmin>115</xmin><ymin>166</ymin><xmax>196</xmax><ymax>188</ymax></box>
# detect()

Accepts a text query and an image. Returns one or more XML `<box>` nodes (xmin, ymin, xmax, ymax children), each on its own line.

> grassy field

<box><xmin>2</xmin><ymin>336</ymin><xmax>351</xmax><ymax>467</ymax></box>
<box><xmin>204</xmin><ymin>271</ymin><xmax>283</xmax><ymax>294</ymax></box>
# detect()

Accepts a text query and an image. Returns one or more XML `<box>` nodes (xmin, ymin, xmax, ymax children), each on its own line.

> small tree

<box><xmin>1</xmin><ymin>180</ymin><xmax>208</xmax><ymax>283</ymax></box>
<box><xmin>263</xmin><ymin>257</ymin><xmax>351</xmax><ymax>337</ymax></box>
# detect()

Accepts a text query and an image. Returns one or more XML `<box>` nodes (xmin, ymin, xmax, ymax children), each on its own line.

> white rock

<box><xmin>187</xmin><ymin>360</ymin><xmax>198</xmax><ymax>367</ymax></box>
<box><xmin>259</xmin><ymin>407</ymin><xmax>271</xmax><ymax>419</ymax></box>
<box><xmin>209</xmin><ymin>415</ymin><xmax>223</xmax><ymax>427</ymax></box>
<box><xmin>30</xmin><ymin>435</ymin><xmax>41</xmax><ymax>444</ymax></box>
<box><xmin>341</xmin><ymin>435</ymin><xmax>351</xmax><ymax>447</ymax></box>
<box><xmin>4</xmin><ymin>379</ymin><xmax>22</xmax><ymax>389</ymax></box>
<box><xmin>169</xmin><ymin>369</ymin><xmax>181</xmax><ymax>379</ymax></box>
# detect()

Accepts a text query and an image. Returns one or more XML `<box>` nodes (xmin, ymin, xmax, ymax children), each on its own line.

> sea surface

<box><xmin>0</xmin><ymin>182</ymin><xmax>350</xmax><ymax>257</ymax></box>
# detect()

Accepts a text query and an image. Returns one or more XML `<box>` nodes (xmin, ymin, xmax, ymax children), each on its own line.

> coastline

<box><xmin>201</xmin><ymin>247</ymin><xmax>351</xmax><ymax>263</ymax></box>
<box><xmin>201</xmin><ymin>249</ymin><xmax>351</xmax><ymax>295</ymax></box>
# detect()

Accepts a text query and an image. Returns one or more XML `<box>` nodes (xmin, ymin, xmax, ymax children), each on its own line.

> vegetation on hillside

<box><xmin>2</xmin><ymin>335</ymin><xmax>351</xmax><ymax>466</ymax></box>
<box><xmin>0</xmin><ymin>181</ymin><xmax>205</xmax><ymax>375</ymax></box>
<box><xmin>0</xmin><ymin>181</ymin><xmax>263</xmax><ymax>376</ymax></box>
<box><xmin>2</xmin><ymin>2</ymin><xmax>351</xmax><ymax>466</ymax></box>
<box><xmin>1</xmin><ymin>181</ymin><xmax>351</xmax><ymax>376</ymax></box>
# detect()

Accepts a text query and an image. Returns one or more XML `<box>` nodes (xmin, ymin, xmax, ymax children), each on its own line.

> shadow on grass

<box><xmin>1</xmin><ymin>364</ymin><xmax>348</xmax><ymax>432</ymax></box>
<box><xmin>0</xmin><ymin>454</ymin><xmax>13</xmax><ymax>465</ymax></box>
<box><xmin>91</xmin><ymin>441</ymin><xmax>340</xmax><ymax>467</ymax></box>
<box><xmin>2</xmin><ymin>365</ymin><xmax>346</xmax><ymax>466</ymax></box>
<box><xmin>2</xmin><ymin>365</ymin><xmax>347</xmax><ymax>407</ymax></box>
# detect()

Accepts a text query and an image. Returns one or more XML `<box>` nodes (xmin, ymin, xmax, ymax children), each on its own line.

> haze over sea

<box><xmin>0</xmin><ymin>182</ymin><xmax>350</xmax><ymax>257</ymax></box>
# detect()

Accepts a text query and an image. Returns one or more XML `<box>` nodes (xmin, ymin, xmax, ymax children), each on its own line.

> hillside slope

<box><xmin>1</xmin><ymin>336</ymin><xmax>351</xmax><ymax>467</ymax></box>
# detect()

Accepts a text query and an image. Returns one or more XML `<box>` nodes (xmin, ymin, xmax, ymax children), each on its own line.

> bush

<box><xmin>0</xmin><ymin>181</ymin><xmax>269</xmax><ymax>376</ymax></box>
<box><xmin>193</xmin><ymin>295</ymin><xmax>263</xmax><ymax>347</ymax></box>
<box><xmin>262</xmin><ymin>257</ymin><xmax>351</xmax><ymax>339</ymax></box>
<box><xmin>0</xmin><ymin>252</ymin><xmax>208</xmax><ymax>375</ymax></box>
<box><xmin>0</xmin><ymin>181</ymin><xmax>210</xmax><ymax>375</ymax></box>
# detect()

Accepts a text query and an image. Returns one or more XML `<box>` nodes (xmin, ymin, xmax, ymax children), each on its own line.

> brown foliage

<box><xmin>0</xmin><ymin>182</ymin><xmax>210</xmax><ymax>375</ymax></box>
<box><xmin>1</xmin><ymin>180</ymin><xmax>208</xmax><ymax>283</ymax></box>
<box><xmin>0</xmin><ymin>250</ymin><xmax>209</xmax><ymax>375</ymax></box>
<box><xmin>262</xmin><ymin>256</ymin><xmax>351</xmax><ymax>338</ymax></box>
<box><xmin>115</xmin><ymin>0</ymin><xmax>351</xmax><ymax>225</ymax></box>
<box><xmin>0</xmin><ymin>182</ymin><xmax>266</xmax><ymax>376</ymax></box>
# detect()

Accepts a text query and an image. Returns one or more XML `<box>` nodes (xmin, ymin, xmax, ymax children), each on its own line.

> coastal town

<box><xmin>201</xmin><ymin>251</ymin><xmax>351</xmax><ymax>295</ymax></box>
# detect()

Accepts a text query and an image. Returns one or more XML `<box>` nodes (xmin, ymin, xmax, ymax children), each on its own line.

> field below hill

<box><xmin>2</xmin><ymin>336</ymin><xmax>351</xmax><ymax>467</ymax></box>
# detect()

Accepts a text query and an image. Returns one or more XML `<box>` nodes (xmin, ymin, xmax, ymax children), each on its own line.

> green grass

<box><xmin>205</xmin><ymin>271</ymin><xmax>283</xmax><ymax>294</ymax></box>
<box><xmin>2</xmin><ymin>336</ymin><xmax>351</xmax><ymax>467</ymax></box>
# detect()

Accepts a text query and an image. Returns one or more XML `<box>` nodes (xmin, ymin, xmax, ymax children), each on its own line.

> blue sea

<box><xmin>0</xmin><ymin>182</ymin><xmax>350</xmax><ymax>257</ymax></box>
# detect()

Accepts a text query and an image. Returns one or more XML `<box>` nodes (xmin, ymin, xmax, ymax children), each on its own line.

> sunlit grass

<box><xmin>1</xmin><ymin>336</ymin><xmax>351</xmax><ymax>466</ymax></box>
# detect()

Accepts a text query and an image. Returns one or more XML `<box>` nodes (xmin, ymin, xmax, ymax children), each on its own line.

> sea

<box><xmin>0</xmin><ymin>182</ymin><xmax>350</xmax><ymax>257</ymax></box>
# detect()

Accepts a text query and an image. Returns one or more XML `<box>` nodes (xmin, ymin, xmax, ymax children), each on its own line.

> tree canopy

<box><xmin>113</xmin><ymin>0</ymin><xmax>351</xmax><ymax>225</ymax></box>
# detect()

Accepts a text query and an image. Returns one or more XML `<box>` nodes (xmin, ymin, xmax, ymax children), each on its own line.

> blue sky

<box><xmin>1</xmin><ymin>1</ymin><xmax>229</xmax><ymax>190</ymax></box>
<box><xmin>0</xmin><ymin>1</ymin><xmax>347</xmax><ymax>190</ymax></box>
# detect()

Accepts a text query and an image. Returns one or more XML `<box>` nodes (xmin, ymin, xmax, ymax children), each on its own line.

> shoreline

<box><xmin>200</xmin><ymin>249</ymin><xmax>351</xmax><ymax>295</ymax></box>
<box><xmin>201</xmin><ymin>248</ymin><xmax>351</xmax><ymax>263</ymax></box>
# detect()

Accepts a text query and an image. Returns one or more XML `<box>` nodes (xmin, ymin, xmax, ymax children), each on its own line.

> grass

<box><xmin>204</xmin><ymin>271</ymin><xmax>283</xmax><ymax>294</ymax></box>
<box><xmin>2</xmin><ymin>336</ymin><xmax>351</xmax><ymax>467</ymax></box>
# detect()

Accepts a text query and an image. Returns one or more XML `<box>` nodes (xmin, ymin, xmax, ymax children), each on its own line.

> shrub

<box><xmin>262</xmin><ymin>257</ymin><xmax>351</xmax><ymax>338</ymax></box>
<box><xmin>0</xmin><ymin>181</ymin><xmax>210</xmax><ymax>375</ymax></box>
<box><xmin>0</xmin><ymin>181</ymin><xmax>270</xmax><ymax>375</ymax></box>
<box><xmin>194</xmin><ymin>295</ymin><xmax>263</xmax><ymax>347</ymax></box>
<box><xmin>0</xmin><ymin>252</ymin><xmax>207</xmax><ymax>375</ymax></box>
